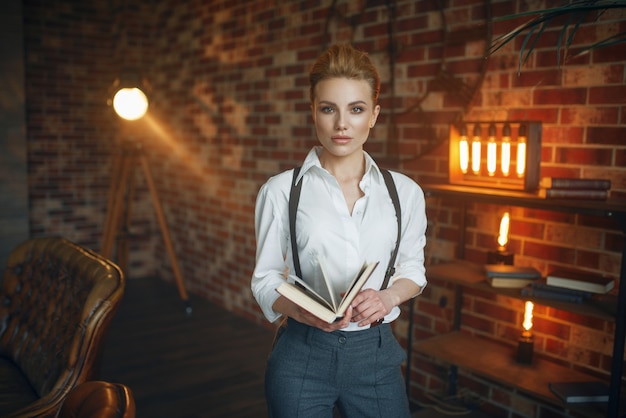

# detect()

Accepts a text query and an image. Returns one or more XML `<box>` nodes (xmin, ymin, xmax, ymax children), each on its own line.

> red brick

<box><xmin>533</xmin><ymin>88</ymin><xmax>587</xmax><ymax>105</ymax></box>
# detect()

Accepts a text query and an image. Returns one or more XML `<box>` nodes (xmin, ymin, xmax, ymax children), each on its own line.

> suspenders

<box><xmin>288</xmin><ymin>167</ymin><xmax>402</xmax><ymax>291</ymax></box>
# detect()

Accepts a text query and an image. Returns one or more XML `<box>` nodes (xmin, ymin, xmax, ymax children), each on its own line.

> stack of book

<box><xmin>549</xmin><ymin>381</ymin><xmax>610</xmax><ymax>403</ymax></box>
<box><xmin>545</xmin><ymin>268</ymin><xmax>615</xmax><ymax>294</ymax></box>
<box><xmin>484</xmin><ymin>264</ymin><xmax>541</xmax><ymax>288</ymax></box>
<box><xmin>538</xmin><ymin>177</ymin><xmax>611</xmax><ymax>200</ymax></box>
<box><xmin>521</xmin><ymin>281</ymin><xmax>592</xmax><ymax>303</ymax></box>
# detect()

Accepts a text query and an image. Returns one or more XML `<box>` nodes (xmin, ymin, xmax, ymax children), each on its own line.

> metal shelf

<box><xmin>415</xmin><ymin>183</ymin><xmax>626</xmax><ymax>418</ymax></box>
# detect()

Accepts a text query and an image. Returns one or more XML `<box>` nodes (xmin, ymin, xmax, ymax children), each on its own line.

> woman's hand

<box><xmin>350</xmin><ymin>288</ymin><xmax>394</xmax><ymax>327</ymax></box>
<box><xmin>296</xmin><ymin>305</ymin><xmax>353</xmax><ymax>332</ymax></box>
<box><xmin>273</xmin><ymin>295</ymin><xmax>353</xmax><ymax>332</ymax></box>
<box><xmin>350</xmin><ymin>278</ymin><xmax>422</xmax><ymax>327</ymax></box>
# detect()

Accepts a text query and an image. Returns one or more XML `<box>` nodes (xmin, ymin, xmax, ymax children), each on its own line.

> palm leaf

<box><xmin>489</xmin><ymin>0</ymin><xmax>626</xmax><ymax>69</ymax></box>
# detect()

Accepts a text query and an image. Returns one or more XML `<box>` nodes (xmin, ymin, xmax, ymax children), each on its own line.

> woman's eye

<box><xmin>321</xmin><ymin>106</ymin><xmax>334</xmax><ymax>113</ymax></box>
<box><xmin>352</xmin><ymin>107</ymin><xmax>364</xmax><ymax>113</ymax></box>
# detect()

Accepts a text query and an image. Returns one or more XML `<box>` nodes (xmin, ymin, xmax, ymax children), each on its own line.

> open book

<box><xmin>276</xmin><ymin>260</ymin><xmax>379</xmax><ymax>324</ymax></box>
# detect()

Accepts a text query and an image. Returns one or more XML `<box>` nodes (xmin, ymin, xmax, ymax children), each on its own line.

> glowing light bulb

<box><xmin>487</xmin><ymin>123</ymin><xmax>497</xmax><ymax>176</ymax></box>
<box><xmin>522</xmin><ymin>300</ymin><xmax>534</xmax><ymax>337</ymax></box>
<box><xmin>459</xmin><ymin>124</ymin><xmax>469</xmax><ymax>174</ymax></box>
<box><xmin>113</xmin><ymin>87</ymin><xmax>149</xmax><ymax>121</ymax></box>
<box><xmin>472</xmin><ymin>124</ymin><xmax>482</xmax><ymax>175</ymax></box>
<box><xmin>497</xmin><ymin>212</ymin><xmax>510</xmax><ymax>250</ymax></box>
<box><xmin>516</xmin><ymin>124</ymin><xmax>527</xmax><ymax>177</ymax></box>
<box><xmin>501</xmin><ymin>123</ymin><xmax>511</xmax><ymax>176</ymax></box>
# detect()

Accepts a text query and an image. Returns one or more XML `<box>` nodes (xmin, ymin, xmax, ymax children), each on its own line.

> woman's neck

<box><xmin>319</xmin><ymin>149</ymin><xmax>365</xmax><ymax>183</ymax></box>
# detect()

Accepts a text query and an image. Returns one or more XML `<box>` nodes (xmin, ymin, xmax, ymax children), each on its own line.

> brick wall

<box><xmin>21</xmin><ymin>0</ymin><xmax>625</xmax><ymax>416</ymax></box>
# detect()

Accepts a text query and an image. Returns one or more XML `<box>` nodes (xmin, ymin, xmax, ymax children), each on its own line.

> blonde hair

<box><xmin>309</xmin><ymin>44</ymin><xmax>381</xmax><ymax>104</ymax></box>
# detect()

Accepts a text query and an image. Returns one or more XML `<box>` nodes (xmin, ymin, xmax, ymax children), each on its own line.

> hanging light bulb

<box><xmin>472</xmin><ymin>124</ymin><xmax>482</xmax><ymax>175</ymax></box>
<box><xmin>459</xmin><ymin>124</ymin><xmax>469</xmax><ymax>174</ymax></box>
<box><xmin>517</xmin><ymin>124</ymin><xmax>527</xmax><ymax>177</ymax></box>
<box><xmin>487</xmin><ymin>123</ymin><xmax>497</xmax><ymax>176</ymax></box>
<box><xmin>501</xmin><ymin>123</ymin><xmax>511</xmax><ymax>176</ymax></box>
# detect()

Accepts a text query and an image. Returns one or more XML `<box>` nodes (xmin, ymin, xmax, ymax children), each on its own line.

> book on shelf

<box><xmin>276</xmin><ymin>260</ymin><xmax>379</xmax><ymax>324</ymax></box>
<box><xmin>539</xmin><ymin>177</ymin><xmax>611</xmax><ymax>190</ymax></box>
<box><xmin>546</xmin><ymin>268</ymin><xmax>615</xmax><ymax>294</ymax></box>
<box><xmin>484</xmin><ymin>265</ymin><xmax>541</xmax><ymax>288</ymax></box>
<box><xmin>488</xmin><ymin>276</ymin><xmax>538</xmax><ymax>288</ymax></box>
<box><xmin>521</xmin><ymin>281</ymin><xmax>592</xmax><ymax>303</ymax></box>
<box><xmin>484</xmin><ymin>264</ymin><xmax>542</xmax><ymax>279</ymax></box>
<box><xmin>538</xmin><ymin>188</ymin><xmax>608</xmax><ymax>200</ymax></box>
<box><xmin>549</xmin><ymin>381</ymin><xmax>609</xmax><ymax>403</ymax></box>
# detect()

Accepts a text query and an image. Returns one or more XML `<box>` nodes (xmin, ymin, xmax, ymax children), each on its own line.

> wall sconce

<box><xmin>449</xmin><ymin>121</ymin><xmax>541</xmax><ymax>191</ymax></box>
<box><xmin>516</xmin><ymin>301</ymin><xmax>534</xmax><ymax>364</ymax></box>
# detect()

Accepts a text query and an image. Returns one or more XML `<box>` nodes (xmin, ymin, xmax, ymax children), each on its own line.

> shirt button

<box><xmin>338</xmin><ymin>336</ymin><xmax>347</xmax><ymax>344</ymax></box>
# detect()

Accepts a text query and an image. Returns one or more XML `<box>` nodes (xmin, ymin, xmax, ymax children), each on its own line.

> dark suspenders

<box><xmin>288</xmin><ymin>167</ymin><xmax>401</xmax><ymax>290</ymax></box>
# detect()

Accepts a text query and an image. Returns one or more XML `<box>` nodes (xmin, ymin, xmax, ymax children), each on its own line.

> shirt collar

<box><xmin>296</xmin><ymin>146</ymin><xmax>385</xmax><ymax>185</ymax></box>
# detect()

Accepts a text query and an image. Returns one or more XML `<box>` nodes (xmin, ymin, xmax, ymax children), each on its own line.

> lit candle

<box><xmin>487</xmin><ymin>123</ymin><xmax>497</xmax><ymax>176</ymax></box>
<box><xmin>501</xmin><ymin>123</ymin><xmax>511</xmax><ymax>176</ymax></box>
<box><xmin>516</xmin><ymin>301</ymin><xmax>534</xmax><ymax>364</ymax></box>
<box><xmin>459</xmin><ymin>124</ymin><xmax>469</xmax><ymax>174</ymax></box>
<box><xmin>516</xmin><ymin>124</ymin><xmax>527</xmax><ymax>177</ymax></box>
<box><xmin>472</xmin><ymin>124</ymin><xmax>482</xmax><ymax>175</ymax></box>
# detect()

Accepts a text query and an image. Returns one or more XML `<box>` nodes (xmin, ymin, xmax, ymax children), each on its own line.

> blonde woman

<box><xmin>252</xmin><ymin>44</ymin><xmax>427</xmax><ymax>418</ymax></box>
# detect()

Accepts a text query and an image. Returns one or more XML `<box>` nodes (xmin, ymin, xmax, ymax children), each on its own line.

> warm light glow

<box><xmin>487</xmin><ymin>130</ymin><xmax>497</xmax><ymax>176</ymax></box>
<box><xmin>458</xmin><ymin>124</ymin><xmax>469</xmax><ymax>174</ymax></box>
<box><xmin>459</xmin><ymin>136</ymin><xmax>469</xmax><ymax>174</ymax></box>
<box><xmin>516</xmin><ymin>125</ymin><xmax>527</xmax><ymax>177</ymax></box>
<box><xmin>522</xmin><ymin>300</ymin><xmax>534</xmax><ymax>332</ymax></box>
<box><xmin>497</xmin><ymin>211</ymin><xmax>510</xmax><ymax>248</ymax></box>
<box><xmin>501</xmin><ymin>124</ymin><xmax>511</xmax><ymax>176</ymax></box>
<box><xmin>113</xmin><ymin>87</ymin><xmax>149</xmax><ymax>121</ymax></box>
<box><xmin>471</xmin><ymin>125</ymin><xmax>481</xmax><ymax>175</ymax></box>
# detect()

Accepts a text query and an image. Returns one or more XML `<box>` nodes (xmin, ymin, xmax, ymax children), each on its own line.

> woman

<box><xmin>251</xmin><ymin>44</ymin><xmax>427</xmax><ymax>418</ymax></box>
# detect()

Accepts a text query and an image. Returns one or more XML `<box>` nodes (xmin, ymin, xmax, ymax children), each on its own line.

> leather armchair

<box><xmin>58</xmin><ymin>381</ymin><xmax>136</xmax><ymax>418</ymax></box>
<box><xmin>0</xmin><ymin>237</ymin><xmax>125</xmax><ymax>418</ymax></box>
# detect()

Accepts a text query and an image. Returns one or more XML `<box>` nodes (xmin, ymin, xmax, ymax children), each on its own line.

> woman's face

<box><xmin>312</xmin><ymin>77</ymin><xmax>380</xmax><ymax>160</ymax></box>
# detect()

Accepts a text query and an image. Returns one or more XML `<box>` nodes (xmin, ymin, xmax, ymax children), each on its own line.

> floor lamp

<box><xmin>101</xmin><ymin>84</ymin><xmax>191</xmax><ymax>315</ymax></box>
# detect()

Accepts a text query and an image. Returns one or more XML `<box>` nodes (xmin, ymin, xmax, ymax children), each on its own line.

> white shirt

<box><xmin>251</xmin><ymin>147</ymin><xmax>427</xmax><ymax>331</ymax></box>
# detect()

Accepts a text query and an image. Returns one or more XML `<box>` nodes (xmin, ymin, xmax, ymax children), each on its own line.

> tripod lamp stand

<box><xmin>101</xmin><ymin>83</ymin><xmax>191</xmax><ymax>315</ymax></box>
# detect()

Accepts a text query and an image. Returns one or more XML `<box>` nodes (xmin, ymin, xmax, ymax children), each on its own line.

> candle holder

<box><xmin>516</xmin><ymin>331</ymin><xmax>534</xmax><ymax>364</ymax></box>
<box><xmin>487</xmin><ymin>246</ymin><xmax>514</xmax><ymax>265</ymax></box>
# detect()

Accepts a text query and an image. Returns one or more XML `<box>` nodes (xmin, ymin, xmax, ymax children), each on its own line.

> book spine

<box><xmin>541</xmin><ymin>177</ymin><xmax>611</xmax><ymax>190</ymax></box>
<box><xmin>532</xmin><ymin>282</ymin><xmax>591</xmax><ymax>299</ymax></box>
<box><xmin>521</xmin><ymin>287</ymin><xmax>583</xmax><ymax>303</ymax></box>
<box><xmin>539</xmin><ymin>188</ymin><xmax>608</xmax><ymax>200</ymax></box>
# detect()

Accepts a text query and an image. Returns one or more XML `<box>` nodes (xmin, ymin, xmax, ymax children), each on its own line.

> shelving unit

<box><xmin>412</xmin><ymin>183</ymin><xmax>626</xmax><ymax>418</ymax></box>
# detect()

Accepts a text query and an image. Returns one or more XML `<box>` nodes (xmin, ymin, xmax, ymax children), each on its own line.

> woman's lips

<box><xmin>331</xmin><ymin>135</ymin><xmax>351</xmax><ymax>144</ymax></box>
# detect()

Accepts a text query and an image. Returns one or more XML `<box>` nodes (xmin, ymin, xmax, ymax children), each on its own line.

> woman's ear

<box><xmin>370</xmin><ymin>104</ymin><xmax>381</xmax><ymax>128</ymax></box>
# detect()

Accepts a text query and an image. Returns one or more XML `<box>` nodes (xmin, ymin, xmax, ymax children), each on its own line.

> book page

<box><xmin>276</xmin><ymin>282</ymin><xmax>337</xmax><ymax>323</ymax></box>
<box><xmin>318</xmin><ymin>257</ymin><xmax>338</xmax><ymax>311</ymax></box>
<box><xmin>291</xmin><ymin>276</ymin><xmax>334</xmax><ymax>311</ymax></box>
<box><xmin>336</xmin><ymin>261</ymin><xmax>380</xmax><ymax>317</ymax></box>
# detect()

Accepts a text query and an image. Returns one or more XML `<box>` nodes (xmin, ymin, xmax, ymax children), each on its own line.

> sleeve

<box><xmin>251</xmin><ymin>177</ymin><xmax>290</xmax><ymax>323</ymax></box>
<box><xmin>389</xmin><ymin>173</ymin><xmax>428</xmax><ymax>295</ymax></box>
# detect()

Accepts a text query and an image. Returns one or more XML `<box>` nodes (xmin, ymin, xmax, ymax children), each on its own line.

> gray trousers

<box><xmin>265</xmin><ymin>318</ymin><xmax>411</xmax><ymax>418</ymax></box>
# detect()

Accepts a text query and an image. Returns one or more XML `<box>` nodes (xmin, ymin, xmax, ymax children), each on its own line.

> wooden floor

<box><xmin>100</xmin><ymin>277</ymin><xmax>274</xmax><ymax>418</ymax></box>
<box><xmin>99</xmin><ymin>277</ymin><xmax>489</xmax><ymax>418</ymax></box>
